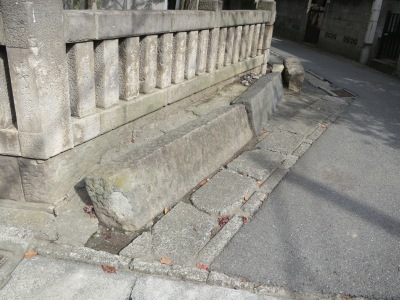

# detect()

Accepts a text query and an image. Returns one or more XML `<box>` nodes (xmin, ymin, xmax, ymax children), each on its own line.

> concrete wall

<box><xmin>318</xmin><ymin>0</ymin><xmax>372</xmax><ymax>61</ymax></box>
<box><xmin>274</xmin><ymin>0</ymin><xmax>310</xmax><ymax>41</ymax></box>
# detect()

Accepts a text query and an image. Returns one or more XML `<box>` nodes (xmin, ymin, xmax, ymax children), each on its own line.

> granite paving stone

<box><xmin>152</xmin><ymin>202</ymin><xmax>217</xmax><ymax>265</ymax></box>
<box><xmin>227</xmin><ymin>149</ymin><xmax>284</xmax><ymax>182</ymax></box>
<box><xmin>191</xmin><ymin>170</ymin><xmax>258</xmax><ymax>216</ymax></box>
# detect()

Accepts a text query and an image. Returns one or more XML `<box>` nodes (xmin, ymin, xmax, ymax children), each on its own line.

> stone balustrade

<box><xmin>0</xmin><ymin>0</ymin><xmax>276</xmax><ymax>204</ymax></box>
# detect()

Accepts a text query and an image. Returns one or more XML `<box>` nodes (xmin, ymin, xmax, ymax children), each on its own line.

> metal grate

<box><xmin>332</xmin><ymin>89</ymin><xmax>356</xmax><ymax>98</ymax></box>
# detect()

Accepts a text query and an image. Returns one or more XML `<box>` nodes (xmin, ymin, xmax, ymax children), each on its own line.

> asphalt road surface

<box><xmin>212</xmin><ymin>38</ymin><xmax>400</xmax><ymax>299</ymax></box>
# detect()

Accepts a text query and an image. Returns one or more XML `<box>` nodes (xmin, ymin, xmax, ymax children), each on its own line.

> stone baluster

<box><xmin>140</xmin><ymin>35</ymin><xmax>158</xmax><ymax>93</ymax></box>
<box><xmin>207</xmin><ymin>28</ymin><xmax>220</xmax><ymax>73</ymax></box>
<box><xmin>197</xmin><ymin>30</ymin><xmax>209</xmax><ymax>75</ymax></box>
<box><xmin>217</xmin><ymin>28</ymin><xmax>227</xmax><ymax>69</ymax></box>
<box><xmin>157</xmin><ymin>33</ymin><xmax>173</xmax><ymax>89</ymax></box>
<box><xmin>186</xmin><ymin>31</ymin><xmax>198</xmax><ymax>80</ymax></box>
<box><xmin>232</xmin><ymin>26</ymin><xmax>242</xmax><ymax>64</ymax></box>
<box><xmin>67</xmin><ymin>42</ymin><xmax>96</xmax><ymax>118</ymax></box>
<box><xmin>172</xmin><ymin>32</ymin><xmax>187</xmax><ymax>84</ymax></box>
<box><xmin>94</xmin><ymin>40</ymin><xmax>119</xmax><ymax>107</ymax></box>
<box><xmin>120</xmin><ymin>37</ymin><xmax>140</xmax><ymax>100</ymax></box>
<box><xmin>258</xmin><ymin>0</ymin><xmax>277</xmax><ymax>74</ymax></box>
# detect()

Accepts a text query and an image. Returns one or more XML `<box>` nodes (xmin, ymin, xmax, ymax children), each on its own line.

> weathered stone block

<box><xmin>85</xmin><ymin>105</ymin><xmax>253</xmax><ymax>231</ymax></box>
<box><xmin>100</xmin><ymin>104</ymin><xmax>125</xmax><ymax>133</ymax></box>
<box><xmin>140</xmin><ymin>35</ymin><xmax>158</xmax><ymax>94</ymax></box>
<box><xmin>234</xmin><ymin>72</ymin><xmax>283</xmax><ymax>134</ymax></box>
<box><xmin>258</xmin><ymin>0</ymin><xmax>276</xmax><ymax>24</ymax></box>
<box><xmin>119</xmin><ymin>37</ymin><xmax>140</xmax><ymax>101</ymax></box>
<box><xmin>3</xmin><ymin>0</ymin><xmax>73</xmax><ymax>159</ymax></box>
<box><xmin>94</xmin><ymin>39</ymin><xmax>119</xmax><ymax>108</ymax></box>
<box><xmin>196</xmin><ymin>30</ymin><xmax>209</xmax><ymax>76</ymax></box>
<box><xmin>72</xmin><ymin>113</ymin><xmax>101</xmax><ymax>146</ymax></box>
<box><xmin>232</xmin><ymin>26</ymin><xmax>242</xmax><ymax>64</ymax></box>
<box><xmin>157</xmin><ymin>33</ymin><xmax>173</xmax><ymax>89</ymax></box>
<box><xmin>283</xmin><ymin>56</ymin><xmax>305</xmax><ymax>93</ymax></box>
<box><xmin>0</xmin><ymin>156</ymin><xmax>24</xmax><ymax>201</ymax></box>
<box><xmin>0</xmin><ymin>128</ymin><xmax>20</xmax><ymax>156</ymax></box>
<box><xmin>216</xmin><ymin>27</ymin><xmax>227</xmax><ymax>69</ymax></box>
<box><xmin>67</xmin><ymin>42</ymin><xmax>96</xmax><ymax>118</ymax></box>
<box><xmin>0</xmin><ymin>47</ymin><xmax>13</xmax><ymax>129</ymax></box>
<box><xmin>191</xmin><ymin>170</ymin><xmax>257</xmax><ymax>216</ymax></box>
<box><xmin>152</xmin><ymin>202</ymin><xmax>216</xmax><ymax>265</ymax></box>
<box><xmin>224</xmin><ymin>27</ymin><xmax>235</xmax><ymax>66</ymax></box>
<box><xmin>124</xmin><ymin>89</ymin><xmax>168</xmax><ymax>122</ymax></box>
<box><xmin>207</xmin><ymin>28</ymin><xmax>219</xmax><ymax>73</ymax></box>
<box><xmin>172</xmin><ymin>32</ymin><xmax>187</xmax><ymax>84</ymax></box>
<box><xmin>185</xmin><ymin>31</ymin><xmax>198</xmax><ymax>80</ymax></box>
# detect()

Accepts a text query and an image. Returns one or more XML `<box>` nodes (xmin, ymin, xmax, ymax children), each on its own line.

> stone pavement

<box><xmin>0</xmin><ymin>58</ymin><xmax>360</xmax><ymax>299</ymax></box>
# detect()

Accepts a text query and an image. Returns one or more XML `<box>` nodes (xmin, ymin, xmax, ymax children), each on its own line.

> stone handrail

<box><xmin>0</xmin><ymin>0</ymin><xmax>276</xmax><ymax>160</ymax></box>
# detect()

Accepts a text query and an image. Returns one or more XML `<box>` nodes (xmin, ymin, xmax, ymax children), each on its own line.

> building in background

<box><xmin>274</xmin><ymin>0</ymin><xmax>400</xmax><ymax>74</ymax></box>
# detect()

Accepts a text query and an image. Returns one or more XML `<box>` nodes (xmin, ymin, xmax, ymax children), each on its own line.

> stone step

<box><xmin>85</xmin><ymin>105</ymin><xmax>253</xmax><ymax>232</ymax></box>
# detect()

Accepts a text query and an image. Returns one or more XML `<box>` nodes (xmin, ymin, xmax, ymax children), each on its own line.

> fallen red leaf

<box><xmin>160</xmin><ymin>257</ymin><xmax>172</xmax><ymax>265</ymax></box>
<box><xmin>199</xmin><ymin>179</ymin><xmax>209</xmax><ymax>186</ymax></box>
<box><xmin>83</xmin><ymin>204</ymin><xmax>96</xmax><ymax>218</ymax></box>
<box><xmin>101</xmin><ymin>265</ymin><xmax>116</xmax><ymax>274</ymax></box>
<box><xmin>103</xmin><ymin>231</ymin><xmax>111</xmax><ymax>240</ymax></box>
<box><xmin>242</xmin><ymin>216</ymin><xmax>248</xmax><ymax>223</ymax></box>
<box><xmin>24</xmin><ymin>250</ymin><xmax>37</xmax><ymax>259</ymax></box>
<box><xmin>218</xmin><ymin>216</ymin><xmax>230</xmax><ymax>227</ymax></box>
<box><xmin>196</xmin><ymin>263</ymin><xmax>209</xmax><ymax>271</ymax></box>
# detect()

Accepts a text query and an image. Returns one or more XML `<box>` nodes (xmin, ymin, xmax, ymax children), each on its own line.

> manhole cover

<box><xmin>332</xmin><ymin>89</ymin><xmax>356</xmax><ymax>98</ymax></box>
<box><xmin>0</xmin><ymin>254</ymin><xmax>8</xmax><ymax>268</ymax></box>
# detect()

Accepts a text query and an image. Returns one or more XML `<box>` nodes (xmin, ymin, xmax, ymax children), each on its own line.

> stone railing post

<box><xmin>258</xmin><ymin>0</ymin><xmax>276</xmax><ymax>74</ymax></box>
<box><xmin>1</xmin><ymin>0</ymin><xmax>72</xmax><ymax>160</ymax></box>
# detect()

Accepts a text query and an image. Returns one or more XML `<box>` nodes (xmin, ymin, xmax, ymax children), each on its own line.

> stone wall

<box><xmin>274</xmin><ymin>0</ymin><xmax>310</xmax><ymax>41</ymax></box>
<box><xmin>318</xmin><ymin>0</ymin><xmax>372</xmax><ymax>61</ymax></box>
<box><xmin>0</xmin><ymin>0</ymin><xmax>277</xmax><ymax>204</ymax></box>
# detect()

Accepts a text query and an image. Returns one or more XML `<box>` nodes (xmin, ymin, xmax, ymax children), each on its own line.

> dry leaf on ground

<box><xmin>257</xmin><ymin>181</ymin><xmax>263</xmax><ymax>187</ymax></box>
<box><xmin>242</xmin><ymin>216</ymin><xmax>248</xmax><ymax>223</ymax></box>
<box><xmin>320</xmin><ymin>122</ymin><xmax>329</xmax><ymax>128</ymax></box>
<box><xmin>160</xmin><ymin>257</ymin><xmax>172</xmax><ymax>265</ymax></box>
<box><xmin>218</xmin><ymin>216</ymin><xmax>230</xmax><ymax>227</ymax></box>
<box><xmin>199</xmin><ymin>179</ymin><xmax>209</xmax><ymax>186</ymax></box>
<box><xmin>101</xmin><ymin>265</ymin><xmax>116</xmax><ymax>274</ymax></box>
<box><xmin>244</xmin><ymin>195</ymin><xmax>250</xmax><ymax>202</ymax></box>
<box><xmin>164</xmin><ymin>207</ymin><xmax>169</xmax><ymax>214</ymax></box>
<box><xmin>24</xmin><ymin>250</ymin><xmax>37</xmax><ymax>259</ymax></box>
<box><xmin>196</xmin><ymin>263</ymin><xmax>209</xmax><ymax>271</ymax></box>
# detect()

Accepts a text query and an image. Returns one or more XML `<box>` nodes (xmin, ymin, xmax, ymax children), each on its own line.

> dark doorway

<box><xmin>378</xmin><ymin>10</ymin><xmax>400</xmax><ymax>61</ymax></box>
<box><xmin>223</xmin><ymin>0</ymin><xmax>256</xmax><ymax>10</ymax></box>
<box><xmin>304</xmin><ymin>0</ymin><xmax>326</xmax><ymax>43</ymax></box>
